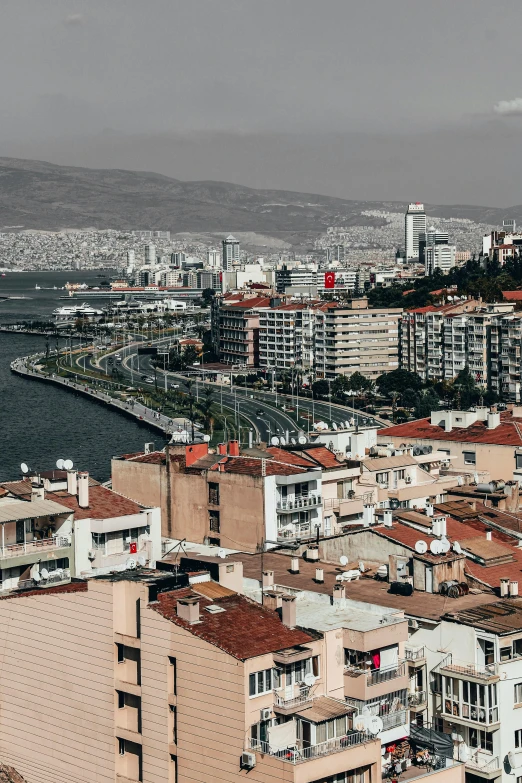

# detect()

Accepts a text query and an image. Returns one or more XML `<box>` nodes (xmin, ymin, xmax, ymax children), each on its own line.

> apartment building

<box><xmin>211</xmin><ymin>293</ymin><xmax>271</xmax><ymax>367</ymax></box>
<box><xmin>259</xmin><ymin>303</ymin><xmax>316</xmax><ymax>372</ymax></box>
<box><xmin>379</xmin><ymin>405</ymin><xmax>522</xmax><ymax>482</ymax></box>
<box><xmin>112</xmin><ymin>440</ymin><xmax>325</xmax><ymax>549</ymax></box>
<box><xmin>0</xmin><ymin>468</ymin><xmax>161</xmax><ymax>588</ymax></box>
<box><xmin>314</xmin><ymin>299</ymin><xmax>401</xmax><ymax>380</ymax></box>
<box><xmin>0</xmin><ymin>566</ymin><xmax>391</xmax><ymax>783</ymax></box>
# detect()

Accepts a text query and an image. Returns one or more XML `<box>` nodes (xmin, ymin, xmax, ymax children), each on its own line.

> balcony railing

<box><xmin>247</xmin><ymin>730</ymin><xmax>372</xmax><ymax>764</ymax></box>
<box><xmin>277</xmin><ymin>495</ymin><xmax>322</xmax><ymax>512</ymax></box>
<box><xmin>381</xmin><ymin>709</ymin><xmax>409</xmax><ymax>730</ymax></box>
<box><xmin>440</xmin><ymin>658</ymin><xmax>499</xmax><ymax>679</ymax></box>
<box><xmin>273</xmin><ymin>687</ymin><xmax>312</xmax><ymax>711</ymax></box>
<box><xmin>465</xmin><ymin>756</ymin><xmax>500</xmax><ymax>774</ymax></box>
<box><xmin>345</xmin><ymin>661</ymin><xmax>406</xmax><ymax>686</ymax></box>
<box><xmin>1</xmin><ymin>535</ymin><xmax>71</xmax><ymax>558</ymax></box>
<box><xmin>408</xmin><ymin>690</ymin><xmax>427</xmax><ymax>708</ymax></box>
<box><xmin>405</xmin><ymin>646</ymin><xmax>426</xmax><ymax>661</ymax></box>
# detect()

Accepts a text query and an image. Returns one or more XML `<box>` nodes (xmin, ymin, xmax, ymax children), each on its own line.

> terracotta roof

<box><xmin>122</xmin><ymin>451</ymin><xmax>166</xmax><ymax>465</ymax></box>
<box><xmin>458</xmin><ymin>537</ymin><xmax>515</xmax><ymax>561</ymax></box>
<box><xmin>443</xmin><ymin>601</ymin><xmax>522</xmax><ymax>634</ymax></box>
<box><xmin>503</xmin><ymin>291</ymin><xmax>522</xmax><ymax>301</ymax></box>
<box><xmin>298</xmin><ymin>446</ymin><xmax>344</xmax><ymax>469</ymax></box>
<box><xmin>0</xmin><ymin>581</ymin><xmax>88</xmax><ymax>601</ymax></box>
<box><xmin>152</xmin><ymin>590</ymin><xmax>313</xmax><ymax>660</ymax></box>
<box><xmin>0</xmin><ymin>764</ymin><xmax>28</xmax><ymax>783</ymax></box>
<box><xmin>209</xmin><ymin>457</ymin><xmax>309</xmax><ymax>476</ymax></box>
<box><xmin>45</xmin><ymin>484</ymin><xmax>146</xmax><ymax>520</ymax></box>
<box><xmin>0</xmin><ymin>480</ymin><xmax>32</xmax><ymax>497</ymax></box>
<box><xmin>222</xmin><ymin>297</ymin><xmax>271</xmax><ymax>309</ymax></box>
<box><xmin>265</xmin><ymin>447</ymin><xmax>313</xmax><ymax>467</ymax></box>
<box><xmin>379</xmin><ymin>412</ymin><xmax>522</xmax><ymax>446</ymax></box>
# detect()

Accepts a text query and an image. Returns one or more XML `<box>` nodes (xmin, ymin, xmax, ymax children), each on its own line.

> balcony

<box><xmin>0</xmin><ymin>535</ymin><xmax>71</xmax><ymax>560</ymax></box>
<box><xmin>344</xmin><ymin>662</ymin><xmax>408</xmax><ymax>700</ymax></box>
<box><xmin>408</xmin><ymin>690</ymin><xmax>427</xmax><ymax>711</ymax></box>
<box><xmin>405</xmin><ymin>646</ymin><xmax>426</xmax><ymax>666</ymax></box>
<box><xmin>381</xmin><ymin>709</ymin><xmax>409</xmax><ymax>730</ymax></box>
<box><xmin>247</xmin><ymin>730</ymin><xmax>372</xmax><ymax>764</ymax></box>
<box><xmin>465</xmin><ymin>755</ymin><xmax>501</xmax><ymax>780</ymax></box>
<box><xmin>277</xmin><ymin>495</ymin><xmax>322</xmax><ymax>512</ymax></box>
<box><xmin>439</xmin><ymin>659</ymin><xmax>499</xmax><ymax>682</ymax></box>
<box><xmin>273</xmin><ymin>686</ymin><xmax>313</xmax><ymax>715</ymax></box>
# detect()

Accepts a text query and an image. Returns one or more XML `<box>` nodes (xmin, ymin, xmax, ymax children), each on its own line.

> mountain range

<box><xmin>0</xmin><ymin>156</ymin><xmax>518</xmax><ymax>248</ymax></box>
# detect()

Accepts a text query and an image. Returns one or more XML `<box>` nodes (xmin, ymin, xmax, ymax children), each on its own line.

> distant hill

<box><xmin>0</xmin><ymin>156</ymin><xmax>517</xmax><ymax>246</ymax></box>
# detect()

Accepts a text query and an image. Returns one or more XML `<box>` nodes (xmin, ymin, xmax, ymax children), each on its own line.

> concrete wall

<box><xmin>112</xmin><ymin>458</ymin><xmax>170</xmax><ymax>535</ymax></box>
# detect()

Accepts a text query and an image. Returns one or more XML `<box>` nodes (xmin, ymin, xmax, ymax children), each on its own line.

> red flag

<box><xmin>324</xmin><ymin>271</ymin><xmax>335</xmax><ymax>289</ymax></box>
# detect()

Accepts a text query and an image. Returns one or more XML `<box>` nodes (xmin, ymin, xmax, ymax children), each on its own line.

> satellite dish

<box><xmin>291</xmin><ymin>438</ymin><xmax>296</xmax><ymax>445</ymax></box>
<box><xmin>304</xmin><ymin>673</ymin><xmax>315</xmax><ymax>687</ymax></box>
<box><xmin>126</xmin><ymin>558</ymin><xmax>137</xmax><ymax>570</ymax></box>
<box><xmin>217</xmin><ymin>549</ymin><xmax>227</xmax><ymax>559</ymax></box>
<box><xmin>440</xmin><ymin>537</ymin><xmax>451</xmax><ymax>553</ymax></box>
<box><xmin>368</xmin><ymin>716</ymin><xmax>384</xmax><ymax>735</ymax></box>
<box><xmin>430</xmin><ymin>540</ymin><xmax>443</xmax><ymax>555</ymax></box>
<box><xmin>508</xmin><ymin>751</ymin><xmax>517</xmax><ymax>769</ymax></box>
<box><xmin>353</xmin><ymin>714</ymin><xmax>368</xmax><ymax>732</ymax></box>
<box><xmin>415</xmin><ymin>540</ymin><xmax>428</xmax><ymax>554</ymax></box>
<box><xmin>40</xmin><ymin>568</ymin><xmax>49</xmax><ymax>579</ymax></box>
<box><xmin>20</xmin><ymin>463</ymin><xmax>29</xmax><ymax>474</ymax></box>
<box><xmin>340</xmin><ymin>555</ymin><xmax>349</xmax><ymax>566</ymax></box>
<box><xmin>203</xmin><ymin>434</ymin><xmax>211</xmax><ymax>442</ymax></box>
<box><xmin>453</xmin><ymin>541</ymin><xmax>462</xmax><ymax>554</ymax></box>
<box><xmin>271</xmin><ymin>436</ymin><xmax>280</xmax><ymax>446</ymax></box>
<box><xmin>298</xmin><ymin>436</ymin><xmax>307</xmax><ymax>445</ymax></box>
<box><xmin>63</xmin><ymin>459</ymin><xmax>74</xmax><ymax>470</ymax></box>
<box><xmin>332</xmin><ymin>422</ymin><xmax>338</xmax><ymax>430</ymax></box>
<box><xmin>137</xmin><ymin>554</ymin><xmax>147</xmax><ymax>567</ymax></box>
<box><xmin>56</xmin><ymin>459</ymin><xmax>65</xmax><ymax>469</ymax></box>
<box><xmin>344</xmin><ymin>420</ymin><xmax>351</xmax><ymax>429</ymax></box>
<box><xmin>389</xmin><ymin>498</ymin><xmax>400</xmax><ymax>510</ymax></box>
<box><xmin>32</xmin><ymin>571</ymin><xmax>41</xmax><ymax>583</ymax></box>
<box><xmin>280</xmin><ymin>437</ymin><xmax>286</xmax><ymax>445</ymax></box>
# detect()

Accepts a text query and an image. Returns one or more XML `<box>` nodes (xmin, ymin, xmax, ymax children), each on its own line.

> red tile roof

<box><xmin>152</xmin><ymin>590</ymin><xmax>313</xmax><ymax>660</ymax></box>
<box><xmin>120</xmin><ymin>451</ymin><xmax>166</xmax><ymax>465</ymax></box>
<box><xmin>46</xmin><ymin>484</ymin><xmax>146</xmax><ymax>520</ymax></box>
<box><xmin>265</xmin><ymin>447</ymin><xmax>313</xmax><ymax>467</ymax></box>
<box><xmin>208</xmin><ymin>456</ymin><xmax>309</xmax><ymax>476</ymax></box>
<box><xmin>223</xmin><ymin>297</ymin><xmax>271</xmax><ymax>309</ymax></box>
<box><xmin>300</xmin><ymin>446</ymin><xmax>344</xmax><ymax>469</ymax></box>
<box><xmin>379</xmin><ymin>412</ymin><xmax>522</xmax><ymax>446</ymax></box>
<box><xmin>503</xmin><ymin>291</ymin><xmax>522</xmax><ymax>301</ymax></box>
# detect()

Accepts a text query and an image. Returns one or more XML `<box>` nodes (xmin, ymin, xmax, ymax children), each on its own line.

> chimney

<box><xmin>67</xmin><ymin>469</ymin><xmax>77</xmax><ymax>496</ymax></box>
<box><xmin>185</xmin><ymin>442</ymin><xmax>209</xmax><ymax>468</ymax></box>
<box><xmin>315</xmin><ymin>567</ymin><xmax>324</xmax><ymax>583</ymax></box>
<box><xmin>363</xmin><ymin>505</ymin><xmax>375</xmax><ymax>527</ymax></box>
<box><xmin>485</xmin><ymin>529</ymin><xmax>492</xmax><ymax>541</ymax></box>
<box><xmin>425</xmin><ymin>503</ymin><xmax>434</xmax><ymax>517</ymax></box>
<box><xmin>263</xmin><ymin>591</ymin><xmax>282</xmax><ymax>612</ymax></box>
<box><xmin>217</xmin><ymin>459</ymin><xmax>226</xmax><ymax>472</ymax></box>
<box><xmin>510</xmin><ymin>580</ymin><xmax>519</xmax><ymax>598</ymax></box>
<box><xmin>31</xmin><ymin>483</ymin><xmax>44</xmax><ymax>502</ymax></box>
<box><xmin>500</xmin><ymin>578</ymin><xmax>510</xmax><ymax>597</ymax></box>
<box><xmin>333</xmin><ymin>583</ymin><xmax>345</xmax><ymax>602</ymax></box>
<box><xmin>217</xmin><ymin>443</ymin><xmax>227</xmax><ymax>456</ymax></box>
<box><xmin>262</xmin><ymin>570</ymin><xmax>274</xmax><ymax>589</ymax></box>
<box><xmin>77</xmin><ymin>471</ymin><xmax>89</xmax><ymax>508</ymax></box>
<box><xmin>176</xmin><ymin>596</ymin><xmax>200</xmax><ymax>624</ymax></box>
<box><xmin>229</xmin><ymin>439</ymin><xmax>240</xmax><ymax>457</ymax></box>
<box><xmin>383</xmin><ymin>510</ymin><xmax>393</xmax><ymax>528</ymax></box>
<box><xmin>281</xmin><ymin>594</ymin><xmax>296</xmax><ymax>629</ymax></box>
<box><xmin>290</xmin><ymin>557</ymin><xmax>300</xmax><ymax>574</ymax></box>
<box><xmin>487</xmin><ymin>411</ymin><xmax>500</xmax><ymax>430</ymax></box>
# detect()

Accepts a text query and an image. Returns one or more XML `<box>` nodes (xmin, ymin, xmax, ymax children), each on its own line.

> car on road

<box><xmin>170</xmin><ymin>383</ymin><xmax>180</xmax><ymax>389</ymax></box>
<box><xmin>256</xmin><ymin>409</ymin><xmax>264</xmax><ymax>416</ymax></box>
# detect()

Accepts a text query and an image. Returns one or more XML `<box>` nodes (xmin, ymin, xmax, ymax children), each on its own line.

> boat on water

<box><xmin>53</xmin><ymin>302</ymin><xmax>103</xmax><ymax>319</ymax></box>
<box><xmin>35</xmin><ymin>284</ymin><xmax>41</xmax><ymax>290</ymax></box>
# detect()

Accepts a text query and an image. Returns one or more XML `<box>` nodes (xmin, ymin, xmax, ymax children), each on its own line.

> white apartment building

<box><xmin>259</xmin><ymin>303</ymin><xmax>316</xmax><ymax>371</ymax></box>
<box><xmin>425</xmin><ymin>245</ymin><xmax>457</xmax><ymax>275</ymax></box>
<box><xmin>405</xmin><ymin>203</ymin><xmax>427</xmax><ymax>261</ymax></box>
<box><xmin>222</xmin><ymin>234</ymin><xmax>240</xmax><ymax>270</ymax></box>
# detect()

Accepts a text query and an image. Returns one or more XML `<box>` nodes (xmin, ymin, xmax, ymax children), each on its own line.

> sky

<box><xmin>1</xmin><ymin>0</ymin><xmax>522</xmax><ymax>205</ymax></box>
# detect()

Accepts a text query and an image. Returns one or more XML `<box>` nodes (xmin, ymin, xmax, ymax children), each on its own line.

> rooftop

<box><xmin>45</xmin><ymin>484</ymin><xmax>146</xmax><ymax>520</ymax></box>
<box><xmin>234</xmin><ymin>552</ymin><xmax>497</xmax><ymax>622</ymax></box>
<box><xmin>379</xmin><ymin>410</ymin><xmax>522</xmax><ymax>446</ymax></box>
<box><xmin>0</xmin><ymin>497</ymin><xmax>72</xmax><ymax>523</ymax></box>
<box><xmin>444</xmin><ymin>600</ymin><xmax>522</xmax><ymax>635</ymax></box>
<box><xmin>152</xmin><ymin>589</ymin><xmax>314</xmax><ymax>661</ymax></box>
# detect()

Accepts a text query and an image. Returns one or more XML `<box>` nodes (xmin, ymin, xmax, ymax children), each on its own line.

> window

<box><xmin>249</xmin><ymin>669</ymin><xmax>274</xmax><ymax>697</ymax></box>
<box><xmin>394</xmin><ymin>470</ymin><xmax>405</xmax><ymax>481</ymax></box>
<box><xmin>470</xmin><ymin>729</ymin><xmax>493</xmax><ymax>753</ymax></box>
<box><xmin>209</xmin><ymin>510</ymin><xmax>220</xmax><ymax>534</ymax></box>
<box><xmin>118</xmin><ymin>738</ymin><xmax>125</xmax><ymax>756</ymax></box>
<box><xmin>92</xmin><ymin>532</ymin><xmax>106</xmax><ymax>550</ymax></box>
<box><xmin>463</xmin><ymin>451</ymin><xmax>476</xmax><ymax>465</ymax></box>
<box><xmin>169</xmin><ymin>656</ymin><xmax>177</xmax><ymax>696</ymax></box>
<box><xmin>515</xmin><ymin>683</ymin><xmax>522</xmax><ymax>704</ymax></box>
<box><xmin>118</xmin><ymin>691</ymin><xmax>125</xmax><ymax>709</ymax></box>
<box><xmin>376</xmin><ymin>472</ymin><xmax>389</xmax><ymax>486</ymax></box>
<box><xmin>170</xmin><ymin>755</ymin><xmax>178</xmax><ymax>783</ymax></box>
<box><xmin>516</xmin><ymin>453</ymin><xmax>522</xmax><ymax>470</ymax></box>
<box><xmin>226</xmin><ymin>564</ymin><xmax>234</xmax><ymax>573</ymax></box>
<box><xmin>117</xmin><ymin>643</ymin><xmax>125</xmax><ymax>664</ymax></box>
<box><xmin>516</xmin><ymin>730</ymin><xmax>522</xmax><ymax>749</ymax></box>
<box><xmin>170</xmin><ymin>704</ymin><xmax>177</xmax><ymax>744</ymax></box>
<box><xmin>431</xmin><ymin>673</ymin><xmax>442</xmax><ymax>694</ymax></box>
<box><xmin>208</xmin><ymin>482</ymin><xmax>220</xmax><ymax>505</ymax></box>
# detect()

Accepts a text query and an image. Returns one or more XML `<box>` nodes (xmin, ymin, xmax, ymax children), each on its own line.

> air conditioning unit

<box><xmin>408</xmin><ymin>618</ymin><xmax>419</xmax><ymax>630</ymax></box>
<box><xmin>405</xmin><ymin>475</ymin><xmax>412</xmax><ymax>484</ymax></box>
<box><xmin>241</xmin><ymin>752</ymin><xmax>256</xmax><ymax>769</ymax></box>
<box><xmin>260</xmin><ymin>708</ymin><xmax>271</xmax><ymax>721</ymax></box>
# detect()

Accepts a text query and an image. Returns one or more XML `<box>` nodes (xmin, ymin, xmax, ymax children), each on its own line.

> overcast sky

<box><xmin>1</xmin><ymin>0</ymin><xmax>522</xmax><ymax>205</ymax></box>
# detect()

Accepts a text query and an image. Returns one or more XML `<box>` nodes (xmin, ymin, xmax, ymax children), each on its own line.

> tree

<box><xmin>332</xmin><ymin>375</ymin><xmax>351</xmax><ymax>397</ymax></box>
<box><xmin>401</xmin><ymin>388</ymin><xmax>420</xmax><ymax>411</ymax></box>
<box><xmin>312</xmin><ymin>379</ymin><xmax>329</xmax><ymax>399</ymax></box>
<box><xmin>414</xmin><ymin>389</ymin><xmax>441</xmax><ymax>418</ymax></box>
<box><xmin>376</xmin><ymin>368</ymin><xmax>424</xmax><ymax>398</ymax></box>
<box><xmin>201</xmin><ymin>288</ymin><xmax>216</xmax><ymax>307</ymax></box>
<box><xmin>181</xmin><ymin>345</ymin><xmax>200</xmax><ymax>368</ymax></box>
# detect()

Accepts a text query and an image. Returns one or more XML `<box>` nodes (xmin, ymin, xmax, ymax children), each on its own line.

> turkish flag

<box><xmin>130</xmin><ymin>542</ymin><xmax>137</xmax><ymax>554</ymax></box>
<box><xmin>324</xmin><ymin>272</ymin><xmax>335</xmax><ymax>289</ymax></box>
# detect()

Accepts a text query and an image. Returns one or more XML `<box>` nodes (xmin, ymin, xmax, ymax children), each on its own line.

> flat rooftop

<box><xmin>444</xmin><ymin>600</ymin><xmax>522</xmax><ymax>635</ymax></box>
<box><xmin>234</xmin><ymin>552</ymin><xmax>498</xmax><ymax>622</ymax></box>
